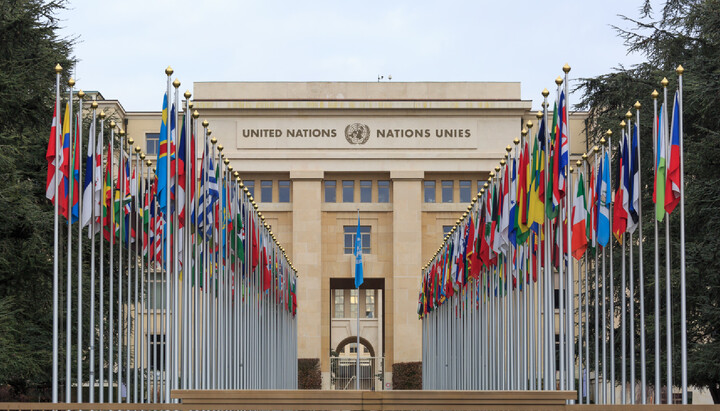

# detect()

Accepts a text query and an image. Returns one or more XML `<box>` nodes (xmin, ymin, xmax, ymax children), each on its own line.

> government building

<box><xmin>95</xmin><ymin>81</ymin><xmax>589</xmax><ymax>389</ymax></box>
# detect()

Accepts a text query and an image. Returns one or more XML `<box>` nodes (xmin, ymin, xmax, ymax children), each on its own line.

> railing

<box><xmin>330</xmin><ymin>356</ymin><xmax>384</xmax><ymax>390</ymax></box>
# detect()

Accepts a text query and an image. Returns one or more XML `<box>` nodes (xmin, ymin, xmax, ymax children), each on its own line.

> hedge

<box><xmin>298</xmin><ymin>358</ymin><xmax>322</xmax><ymax>389</ymax></box>
<box><xmin>391</xmin><ymin>361</ymin><xmax>422</xmax><ymax>390</ymax></box>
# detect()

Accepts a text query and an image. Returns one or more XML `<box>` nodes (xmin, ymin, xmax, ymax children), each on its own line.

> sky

<box><xmin>57</xmin><ymin>0</ymin><xmax>656</xmax><ymax>112</ymax></box>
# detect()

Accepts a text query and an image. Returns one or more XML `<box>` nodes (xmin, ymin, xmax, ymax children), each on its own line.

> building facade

<box><xmin>114</xmin><ymin>81</ymin><xmax>588</xmax><ymax>389</ymax></box>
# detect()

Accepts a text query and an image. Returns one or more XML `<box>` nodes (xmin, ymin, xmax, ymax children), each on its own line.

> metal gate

<box><xmin>330</xmin><ymin>356</ymin><xmax>384</xmax><ymax>390</ymax></box>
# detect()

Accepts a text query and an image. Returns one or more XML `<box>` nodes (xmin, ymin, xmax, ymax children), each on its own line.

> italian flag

<box><xmin>571</xmin><ymin>173</ymin><xmax>588</xmax><ymax>260</ymax></box>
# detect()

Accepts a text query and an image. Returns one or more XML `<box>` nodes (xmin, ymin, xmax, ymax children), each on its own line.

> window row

<box><xmin>423</xmin><ymin>180</ymin><xmax>483</xmax><ymax>204</ymax></box>
<box><xmin>333</xmin><ymin>289</ymin><xmax>376</xmax><ymax>319</ymax></box>
<box><xmin>324</xmin><ymin>180</ymin><xmax>390</xmax><ymax>203</ymax></box>
<box><xmin>242</xmin><ymin>180</ymin><xmax>290</xmax><ymax>203</ymax></box>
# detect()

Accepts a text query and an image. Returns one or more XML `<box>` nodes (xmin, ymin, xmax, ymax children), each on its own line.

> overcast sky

<box><xmin>57</xmin><ymin>0</ymin><xmax>657</xmax><ymax>112</ymax></box>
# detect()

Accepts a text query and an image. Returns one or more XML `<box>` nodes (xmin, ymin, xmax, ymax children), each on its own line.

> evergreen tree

<box><xmin>576</xmin><ymin>0</ymin><xmax>720</xmax><ymax>403</ymax></box>
<box><xmin>0</xmin><ymin>0</ymin><xmax>73</xmax><ymax>393</ymax></box>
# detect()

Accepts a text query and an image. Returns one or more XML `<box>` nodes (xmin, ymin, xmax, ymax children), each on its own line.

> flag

<box><xmin>81</xmin><ymin>117</ymin><xmax>95</xmax><ymax>228</ymax></box>
<box><xmin>588</xmin><ymin>165</ymin><xmax>596</xmax><ymax>249</ymax></box>
<box><xmin>597</xmin><ymin>152</ymin><xmax>611</xmax><ymax>247</ymax></box>
<box><xmin>571</xmin><ymin>173</ymin><xmax>588</xmax><ymax>260</ymax></box>
<box><xmin>612</xmin><ymin>133</ymin><xmax>628</xmax><ymax>242</ymax></box>
<box><xmin>93</xmin><ymin>125</ymin><xmax>102</xmax><ymax>232</ymax></box>
<box><xmin>102</xmin><ymin>143</ymin><xmax>113</xmax><ymax>242</ymax></box>
<box><xmin>70</xmin><ymin>114</ymin><xmax>81</xmax><ymax>223</ymax></box>
<box><xmin>547</xmin><ymin>101</ymin><xmax>559</xmax><ymax>219</ymax></box>
<box><xmin>527</xmin><ymin>135</ymin><xmax>544</xmax><ymax>232</ymax></box>
<box><xmin>665</xmin><ymin>91</ymin><xmax>681</xmax><ymax>214</ymax></box>
<box><xmin>557</xmin><ymin>90</ymin><xmax>569</xmax><ymax>196</ymax></box>
<box><xmin>156</xmin><ymin>93</ymin><xmax>169</xmax><ymax>213</ymax></box>
<box><xmin>177</xmin><ymin>118</ymin><xmax>187</xmax><ymax>227</ymax></box>
<box><xmin>45</xmin><ymin>102</ymin><xmax>60</xmax><ymax>203</ymax></box>
<box><xmin>654</xmin><ymin>105</ymin><xmax>667</xmax><ymax>221</ymax></box>
<box><xmin>58</xmin><ymin>103</ymin><xmax>71</xmax><ymax>220</ymax></box>
<box><xmin>354</xmin><ymin>213</ymin><xmax>364</xmax><ymax>288</ymax></box>
<box><xmin>627</xmin><ymin>125</ymin><xmax>640</xmax><ymax>233</ymax></box>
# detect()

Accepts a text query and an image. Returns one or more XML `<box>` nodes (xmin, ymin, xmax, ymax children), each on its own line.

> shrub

<box><xmin>298</xmin><ymin>358</ymin><xmax>321</xmax><ymax>389</ymax></box>
<box><xmin>392</xmin><ymin>361</ymin><xmax>421</xmax><ymax>390</ymax></box>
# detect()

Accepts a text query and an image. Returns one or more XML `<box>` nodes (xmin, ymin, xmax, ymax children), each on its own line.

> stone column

<box><xmin>390</xmin><ymin>170</ymin><xmax>424</xmax><ymax>371</ymax></box>
<box><xmin>290</xmin><ymin>170</ymin><xmax>324</xmax><ymax>382</ymax></box>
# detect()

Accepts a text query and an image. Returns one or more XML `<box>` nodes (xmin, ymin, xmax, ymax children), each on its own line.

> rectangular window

<box><xmin>442</xmin><ymin>180</ymin><xmax>454</xmax><ymax>203</ymax></box>
<box><xmin>278</xmin><ymin>180</ymin><xmax>290</xmax><ymax>203</ymax></box>
<box><xmin>149</xmin><ymin>334</ymin><xmax>165</xmax><ymax>368</ymax></box>
<box><xmin>145</xmin><ymin>133</ymin><xmax>159</xmax><ymax>156</ymax></box>
<box><xmin>460</xmin><ymin>180</ymin><xmax>471</xmax><ymax>203</ymax></box>
<box><xmin>365</xmin><ymin>290</ymin><xmax>375</xmax><ymax>318</ymax></box>
<box><xmin>424</xmin><ymin>181</ymin><xmax>436</xmax><ymax>203</ymax></box>
<box><xmin>261</xmin><ymin>180</ymin><xmax>273</xmax><ymax>202</ymax></box>
<box><xmin>148</xmin><ymin>278</ymin><xmax>166</xmax><ymax>310</ymax></box>
<box><xmin>377</xmin><ymin>180</ymin><xmax>390</xmax><ymax>203</ymax></box>
<box><xmin>324</xmin><ymin>180</ymin><xmax>336</xmax><ymax>203</ymax></box>
<box><xmin>360</xmin><ymin>180</ymin><xmax>372</xmax><ymax>203</ymax></box>
<box><xmin>349</xmin><ymin>345</ymin><xmax>358</xmax><ymax>354</ymax></box>
<box><xmin>334</xmin><ymin>289</ymin><xmax>345</xmax><ymax>318</ymax></box>
<box><xmin>344</xmin><ymin>225</ymin><xmax>371</xmax><ymax>254</ymax></box>
<box><xmin>443</xmin><ymin>225</ymin><xmax>454</xmax><ymax>237</ymax></box>
<box><xmin>342</xmin><ymin>180</ymin><xmax>354</xmax><ymax>203</ymax></box>
<box><xmin>245</xmin><ymin>180</ymin><xmax>255</xmax><ymax>198</ymax></box>
<box><xmin>349</xmin><ymin>289</ymin><xmax>359</xmax><ymax>319</ymax></box>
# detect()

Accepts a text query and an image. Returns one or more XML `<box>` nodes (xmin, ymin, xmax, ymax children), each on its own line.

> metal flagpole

<box><xmin>133</xmin><ymin>145</ymin><xmax>140</xmax><ymax>403</ymax></box>
<box><xmin>98</xmin><ymin>111</ymin><xmax>106</xmax><ymax>403</ymax></box>
<box><xmin>662</xmin><ymin>77</ymin><xmax>672</xmax><ymax>405</ymax></box>
<box><xmin>607</xmin><ymin>130</ymin><xmax>615</xmax><ymax>405</ymax></box>
<box><xmin>634</xmin><ymin>100</ymin><xmax>647</xmax><ymax>404</ymax></box>
<box><xmin>52</xmin><ymin>63</ymin><xmax>62</xmax><ymax>404</ymax></box>
<box><xmin>563</xmin><ymin>64</ymin><xmax>576</xmax><ymax>400</ymax></box>
<box><xmin>626</xmin><ymin>114</ymin><xmax>636</xmax><ymax>405</ymax></box>
<box><xmin>652</xmin><ymin>89</ymin><xmax>661</xmax><ymax>405</ymax></box>
<box><xmin>125</xmin><ymin>138</ymin><xmax>132</xmax><ymax>404</ymax></box>
<box><xmin>676</xmin><ymin>65</ymin><xmax>687</xmax><ymax>405</ymax></box>
<box><xmin>117</xmin><ymin>129</ymin><xmax>124</xmax><ymax>403</ymax></box>
<box><xmin>139</xmin><ymin>155</ymin><xmax>146</xmax><ymax>403</ymax></box>
<box><xmin>66</xmin><ymin>77</ymin><xmax>74</xmax><ymax>403</ymax></box>
<box><xmin>621</xmin><ymin>130</ymin><xmax>628</xmax><ymax>405</ymax></box>
<box><xmin>601</xmin><ymin>136</ymin><xmax>608</xmax><ymax>404</ymax></box>
<box><xmin>163</xmin><ymin>66</ymin><xmax>173</xmax><ymax>403</ymax></box>
<box><xmin>172</xmin><ymin>79</ymin><xmax>180</xmax><ymax>398</ymax></box>
<box><xmin>356</xmin><ymin>208</ymin><xmax>361</xmax><ymax>391</ymax></box>
<box><xmin>108</xmin><ymin>121</ymin><xmax>115</xmax><ymax>403</ymax></box>
<box><xmin>583</xmin><ymin>154</ymin><xmax>591</xmax><ymax>404</ymax></box>
<box><xmin>88</xmin><ymin>100</ymin><xmax>97</xmax><ymax>404</ymax></box>
<box><xmin>541</xmin><ymin>89</ymin><xmax>552</xmax><ymax>390</ymax></box>
<box><xmin>76</xmin><ymin>90</ymin><xmax>84</xmax><ymax>403</ymax></box>
<box><xmin>593</xmin><ymin>146</ymin><xmax>600</xmax><ymax>404</ymax></box>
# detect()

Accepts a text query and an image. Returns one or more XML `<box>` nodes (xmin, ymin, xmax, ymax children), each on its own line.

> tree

<box><xmin>576</xmin><ymin>0</ymin><xmax>720</xmax><ymax>403</ymax></box>
<box><xmin>0</xmin><ymin>0</ymin><xmax>73</xmax><ymax>392</ymax></box>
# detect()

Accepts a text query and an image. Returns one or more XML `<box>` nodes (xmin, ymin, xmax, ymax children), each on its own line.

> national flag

<box><xmin>571</xmin><ymin>173</ymin><xmax>588</xmax><ymax>260</ymax></box>
<box><xmin>177</xmin><ymin>118</ymin><xmax>187</xmax><ymax>227</ymax></box>
<box><xmin>102</xmin><ymin>144</ymin><xmax>113</xmax><ymax>242</ymax></box>
<box><xmin>81</xmin><ymin>117</ymin><xmax>95</xmax><ymax>228</ymax></box>
<box><xmin>612</xmin><ymin>133</ymin><xmax>628</xmax><ymax>242</ymax></box>
<box><xmin>587</xmin><ymin>165</ymin><xmax>596</xmax><ymax>248</ymax></box>
<box><xmin>58</xmin><ymin>103</ymin><xmax>71</xmax><ymax>219</ymax></box>
<box><xmin>547</xmin><ymin>101</ymin><xmax>559</xmax><ymax>219</ymax></box>
<box><xmin>597</xmin><ymin>152</ymin><xmax>611</xmax><ymax>247</ymax></box>
<box><xmin>557</xmin><ymin>90</ymin><xmax>569</xmax><ymax>196</ymax></box>
<box><xmin>70</xmin><ymin>114</ymin><xmax>81</xmax><ymax>223</ymax></box>
<box><xmin>653</xmin><ymin>105</ymin><xmax>667</xmax><ymax>221</ymax></box>
<box><xmin>627</xmin><ymin>125</ymin><xmax>640</xmax><ymax>233</ymax></box>
<box><xmin>354</xmin><ymin>212</ymin><xmax>364</xmax><ymax>289</ymax></box>
<box><xmin>93</xmin><ymin>124</ymin><xmax>102</xmax><ymax>233</ymax></box>
<box><xmin>516</xmin><ymin>140</ymin><xmax>531</xmax><ymax>240</ymax></box>
<box><xmin>156</xmin><ymin>93</ymin><xmax>169</xmax><ymax>213</ymax></box>
<box><xmin>45</xmin><ymin>102</ymin><xmax>61</xmax><ymax>204</ymax></box>
<box><xmin>527</xmin><ymin>135</ymin><xmax>544</xmax><ymax>232</ymax></box>
<box><xmin>665</xmin><ymin>91</ymin><xmax>681</xmax><ymax>214</ymax></box>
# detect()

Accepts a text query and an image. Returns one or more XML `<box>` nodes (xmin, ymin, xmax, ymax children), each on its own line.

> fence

<box><xmin>330</xmin><ymin>356</ymin><xmax>384</xmax><ymax>390</ymax></box>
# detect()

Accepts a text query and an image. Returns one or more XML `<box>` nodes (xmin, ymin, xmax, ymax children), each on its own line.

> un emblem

<box><xmin>345</xmin><ymin>123</ymin><xmax>370</xmax><ymax>145</ymax></box>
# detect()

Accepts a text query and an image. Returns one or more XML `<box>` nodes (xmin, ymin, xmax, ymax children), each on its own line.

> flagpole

<box><xmin>651</xmin><ymin>89</ymin><xmax>661</xmax><ymax>405</ymax></box>
<box><xmin>66</xmin><ymin>77</ymin><xmax>74</xmax><ymax>403</ymax></box>
<box><xmin>620</xmin><ymin>126</ymin><xmax>627</xmax><ymax>405</ymax></box>
<box><xmin>607</xmin><ymin>129</ymin><xmax>616</xmax><ymax>405</ymax></box>
<box><xmin>133</xmin><ymin>145</ymin><xmax>141</xmax><ymax>403</ymax></box>
<box><xmin>627</xmin><ymin>113</ymin><xmax>636</xmax><ymax>404</ymax></box>
<box><xmin>593</xmin><ymin>145</ymin><xmax>600</xmax><ymax>404</ymax></box>
<box><xmin>662</xmin><ymin>77</ymin><xmax>672</xmax><ymax>405</ymax></box>
<box><xmin>108</xmin><ymin>121</ymin><xmax>116</xmax><ymax>403</ymax></box>
<box><xmin>98</xmin><ymin>111</ymin><xmax>106</xmax><ymax>404</ymax></box>
<box><xmin>356</xmin><ymin>208</ymin><xmax>360</xmax><ymax>391</ymax></box>
<box><xmin>88</xmin><ymin>99</ymin><xmax>97</xmax><ymax>404</ymax></box>
<box><xmin>601</xmin><ymin>135</ymin><xmax>608</xmax><ymax>405</ymax></box>
<box><xmin>676</xmin><ymin>65</ymin><xmax>687</xmax><ymax>405</ymax></box>
<box><xmin>52</xmin><ymin>63</ymin><xmax>62</xmax><ymax>404</ymax></box>
<box><xmin>541</xmin><ymin>88</ymin><xmax>552</xmax><ymax>390</ymax></box>
<box><xmin>183</xmin><ymin>92</ymin><xmax>192</xmax><ymax>392</ymax></box>
<box><xmin>163</xmin><ymin>67</ymin><xmax>173</xmax><ymax>403</ymax></box>
<box><xmin>76</xmin><ymin>89</ymin><xmax>84</xmax><ymax>403</ymax></box>
<box><xmin>634</xmin><ymin>100</ymin><xmax>647</xmax><ymax>404</ymax></box>
<box><xmin>138</xmin><ymin>153</ymin><xmax>146</xmax><ymax>403</ymax></box>
<box><xmin>171</xmin><ymin>78</ymin><xmax>180</xmax><ymax>398</ymax></box>
<box><xmin>563</xmin><ymin>63</ymin><xmax>576</xmax><ymax>400</ymax></box>
<box><xmin>125</xmin><ymin>138</ymin><xmax>133</xmax><ymax>404</ymax></box>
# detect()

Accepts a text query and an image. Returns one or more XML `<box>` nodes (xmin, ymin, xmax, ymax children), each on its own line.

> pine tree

<box><xmin>576</xmin><ymin>0</ymin><xmax>720</xmax><ymax>403</ymax></box>
<box><xmin>0</xmin><ymin>0</ymin><xmax>73</xmax><ymax>393</ymax></box>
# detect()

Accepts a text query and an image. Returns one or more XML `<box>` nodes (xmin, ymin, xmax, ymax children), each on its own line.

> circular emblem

<box><xmin>345</xmin><ymin>123</ymin><xmax>370</xmax><ymax>145</ymax></box>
